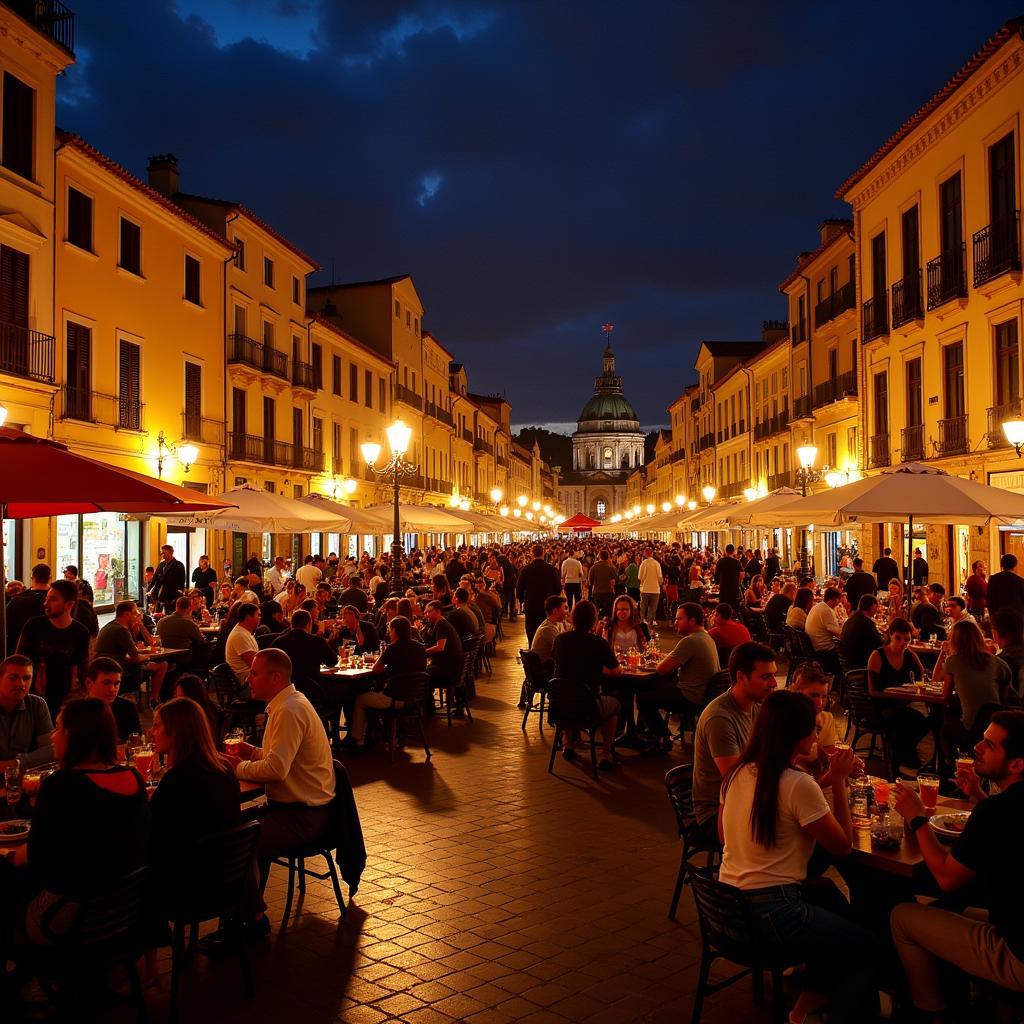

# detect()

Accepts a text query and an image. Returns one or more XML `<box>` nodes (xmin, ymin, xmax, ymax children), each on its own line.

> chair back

<box><xmin>294</xmin><ymin>675</ymin><xmax>329</xmax><ymax>712</ymax></box>
<box><xmin>459</xmin><ymin>639</ymin><xmax>479</xmax><ymax>686</ymax></box>
<box><xmin>547</xmin><ymin>677</ymin><xmax>597</xmax><ymax>726</ymax></box>
<box><xmin>664</xmin><ymin>764</ymin><xmax>698</xmax><ymax>839</ymax></box>
<box><xmin>844</xmin><ymin>670</ymin><xmax>882</xmax><ymax>728</ymax></box>
<box><xmin>73</xmin><ymin>867</ymin><xmax>150</xmax><ymax>947</ymax></box>
<box><xmin>386</xmin><ymin>671</ymin><xmax>430</xmax><ymax>705</ymax></box>
<box><xmin>705</xmin><ymin>669</ymin><xmax>732</xmax><ymax>703</ymax></box>
<box><xmin>688</xmin><ymin>867</ymin><xmax>753</xmax><ymax>952</ymax></box>
<box><xmin>209</xmin><ymin>662</ymin><xmax>241</xmax><ymax>704</ymax></box>
<box><xmin>519</xmin><ymin>649</ymin><xmax>551</xmax><ymax>691</ymax></box>
<box><xmin>167</xmin><ymin>821</ymin><xmax>260</xmax><ymax>923</ymax></box>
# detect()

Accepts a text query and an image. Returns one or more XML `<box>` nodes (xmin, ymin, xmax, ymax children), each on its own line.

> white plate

<box><xmin>929</xmin><ymin>812</ymin><xmax>970</xmax><ymax>839</ymax></box>
<box><xmin>0</xmin><ymin>818</ymin><xmax>30</xmax><ymax>843</ymax></box>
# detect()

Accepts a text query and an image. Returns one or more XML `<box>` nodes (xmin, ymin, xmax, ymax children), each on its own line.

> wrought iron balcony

<box><xmin>813</xmin><ymin>280</ymin><xmax>856</xmax><ymax>328</ymax></box>
<box><xmin>0</xmin><ymin>320</ymin><xmax>55</xmax><ymax>384</ymax></box>
<box><xmin>291</xmin><ymin>360</ymin><xmax>316</xmax><ymax>391</ymax></box>
<box><xmin>473</xmin><ymin>438</ymin><xmax>494</xmax><ymax>456</ymax></box>
<box><xmin>862</xmin><ymin>295</ymin><xmax>888</xmax><ymax>342</ymax></box>
<box><xmin>900</xmin><ymin>423</ymin><xmax>925</xmax><ymax>462</ymax></box>
<box><xmin>61</xmin><ymin>387</ymin><xmax>144</xmax><ymax>430</ymax></box>
<box><xmin>181</xmin><ymin>413</ymin><xmax>224</xmax><ymax>445</ymax></box>
<box><xmin>891</xmin><ymin>271</ymin><xmax>923</xmax><ymax>328</ymax></box>
<box><xmin>698</xmin><ymin>432</ymin><xmax>715</xmax><ymax>451</ymax></box>
<box><xmin>792</xmin><ymin>394</ymin><xmax>812</xmax><ymax>420</ymax></box>
<box><xmin>868</xmin><ymin>433</ymin><xmax>890</xmax><ymax>469</ymax></box>
<box><xmin>4</xmin><ymin>0</ymin><xmax>75</xmax><ymax>55</ymax></box>
<box><xmin>424</xmin><ymin>400</ymin><xmax>454</xmax><ymax>427</ymax></box>
<box><xmin>226</xmin><ymin>333</ymin><xmax>289</xmax><ymax>381</ymax></box>
<box><xmin>767</xmin><ymin>471</ymin><xmax>792</xmax><ymax>491</ymax></box>
<box><xmin>927</xmin><ymin>243</ymin><xmax>967</xmax><ymax>310</ymax></box>
<box><xmin>974</xmin><ymin>214</ymin><xmax>1021</xmax><ymax>287</ymax></box>
<box><xmin>227</xmin><ymin>432</ymin><xmax>322</xmax><ymax>472</ymax></box>
<box><xmin>936</xmin><ymin>414</ymin><xmax>968</xmax><ymax>456</ymax></box>
<box><xmin>395</xmin><ymin>383</ymin><xmax>422</xmax><ymax>410</ymax></box>
<box><xmin>461</xmin><ymin>428</ymin><xmax>473</xmax><ymax>445</ymax></box>
<box><xmin>987</xmin><ymin>400</ymin><xmax>1022</xmax><ymax>448</ymax></box>
<box><xmin>813</xmin><ymin>370</ymin><xmax>858</xmax><ymax>409</ymax></box>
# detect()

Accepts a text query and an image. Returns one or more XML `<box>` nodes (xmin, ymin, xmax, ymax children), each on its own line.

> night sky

<box><xmin>61</xmin><ymin>1</ymin><xmax>1014</xmax><ymax>431</ymax></box>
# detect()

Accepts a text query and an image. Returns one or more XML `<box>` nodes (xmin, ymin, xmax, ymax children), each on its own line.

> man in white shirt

<box><xmin>226</xmin><ymin>603</ymin><xmax>260</xmax><ymax>687</ymax></box>
<box><xmin>638</xmin><ymin>547</ymin><xmax>664</xmax><ymax>626</ymax></box>
<box><xmin>223</xmin><ymin>647</ymin><xmax>336</xmax><ymax>926</ymax></box>
<box><xmin>264</xmin><ymin>556</ymin><xmax>288</xmax><ymax>597</ymax></box>
<box><xmin>295</xmin><ymin>555</ymin><xmax>323</xmax><ymax>593</ymax></box>
<box><xmin>561</xmin><ymin>552</ymin><xmax>584</xmax><ymax>609</ymax></box>
<box><xmin>804</xmin><ymin>586</ymin><xmax>844</xmax><ymax>678</ymax></box>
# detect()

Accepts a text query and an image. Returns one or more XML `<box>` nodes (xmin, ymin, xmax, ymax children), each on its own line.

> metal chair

<box><xmin>368</xmin><ymin>671</ymin><xmax>432</xmax><ymax>762</ymax></box>
<box><xmin>438</xmin><ymin>640</ymin><xmax>476</xmax><ymax>727</ymax></box>
<box><xmin>519</xmin><ymin>648</ymin><xmax>550</xmax><ymax>732</ymax></box>
<box><xmin>546</xmin><ymin>677</ymin><xmax>600</xmax><ymax>780</ymax></box>
<box><xmin>208</xmin><ymin>663</ymin><xmax>264</xmax><ymax>738</ymax></box>
<box><xmin>844</xmin><ymin>669</ymin><xmax>892</xmax><ymax>775</ymax></box>
<box><xmin>664</xmin><ymin>764</ymin><xmax>721</xmax><ymax>920</ymax></box>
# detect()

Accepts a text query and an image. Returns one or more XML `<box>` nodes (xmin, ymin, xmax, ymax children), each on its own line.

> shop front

<box><xmin>56</xmin><ymin>512</ymin><xmax>144</xmax><ymax>610</ymax></box>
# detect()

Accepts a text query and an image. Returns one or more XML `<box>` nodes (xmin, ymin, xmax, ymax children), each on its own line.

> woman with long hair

<box><xmin>744</xmin><ymin>573</ymin><xmax>767</xmax><ymax>611</ymax></box>
<box><xmin>786</xmin><ymin>587</ymin><xmax>815</xmax><ymax>629</ymax></box>
<box><xmin>886</xmin><ymin>578</ymin><xmax>908</xmax><ymax>624</ymax></box>
<box><xmin>606</xmin><ymin>595</ymin><xmax>647</xmax><ymax>654</ymax></box>
<box><xmin>719</xmin><ymin>690</ymin><xmax>878</xmax><ymax>1024</ymax></box>
<box><xmin>933</xmin><ymin>619</ymin><xmax>1011</xmax><ymax>747</ymax></box>
<box><xmin>173</xmin><ymin>673</ymin><xmax>225</xmax><ymax>743</ymax></box>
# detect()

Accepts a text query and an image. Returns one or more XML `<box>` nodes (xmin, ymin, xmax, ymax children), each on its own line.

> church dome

<box><xmin>577</xmin><ymin>392</ymin><xmax>640</xmax><ymax>427</ymax></box>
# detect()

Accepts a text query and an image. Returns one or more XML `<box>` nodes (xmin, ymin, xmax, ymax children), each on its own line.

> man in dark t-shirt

<box><xmin>912</xmin><ymin>584</ymin><xmax>947</xmax><ymax>642</ymax></box>
<box><xmin>893</xmin><ymin>710</ymin><xmax>1024</xmax><ymax>1016</ymax></box>
<box><xmin>423</xmin><ymin>601</ymin><xmax>463</xmax><ymax>684</ymax></box>
<box><xmin>16</xmin><ymin>580</ymin><xmax>90</xmax><ymax>717</ymax></box>
<box><xmin>764</xmin><ymin>584</ymin><xmax>795</xmax><ymax>634</ymax></box>
<box><xmin>713</xmin><ymin>545</ymin><xmax>743</xmax><ymax>608</ymax></box>
<box><xmin>872</xmin><ymin>548</ymin><xmax>901</xmax><ymax>592</ymax></box>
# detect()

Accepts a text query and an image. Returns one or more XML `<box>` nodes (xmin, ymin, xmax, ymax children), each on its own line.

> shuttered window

<box><xmin>349</xmin><ymin>363</ymin><xmax>358</xmax><ymax>403</ymax></box>
<box><xmin>67</xmin><ymin>187</ymin><xmax>92</xmax><ymax>251</ymax></box>
<box><xmin>312</xmin><ymin>416</ymin><xmax>323</xmax><ymax>454</ymax></box>
<box><xmin>2</xmin><ymin>73</ymin><xmax>34</xmax><ymax>180</ymax></box>
<box><xmin>118</xmin><ymin>339</ymin><xmax>141</xmax><ymax>430</ymax></box>
<box><xmin>264</xmin><ymin>257</ymin><xmax>274</xmax><ymax>287</ymax></box>
<box><xmin>184</xmin><ymin>255</ymin><xmax>201</xmax><ymax>304</ymax></box>
<box><xmin>332</xmin><ymin>354</ymin><xmax>341</xmax><ymax>396</ymax></box>
<box><xmin>364</xmin><ymin>369</ymin><xmax>372</xmax><ymax>408</ymax></box>
<box><xmin>0</xmin><ymin>244</ymin><xmax>29</xmax><ymax>327</ymax></box>
<box><xmin>184</xmin><ymin>362</ymin><xmax>202</xmax><ymax>439</ymax></box>
<box><xmin>119</xmin><ymin>218</ymin><xmax>141</xmax><ymax>275</ymax></box>
<box><xmin>332</xmin><ymin>423</ymin><xmax>342</xmax><ymax>474</ymax></box>
<box><xmin>311</xmin><ymin>342</ymin><xmax>322</xmax><ymax>389</ymax></box>
<box><xmin>379</xmin><ymin>377</ymin><xmax>386</xmax><ymax>413</ymax></box>
<box><xmin>293</xmin><ymin>407</ymin><xmax>303</xmax><ymax>450</ymax></box>
<box><xmin>65</xmin><ymin>322</ymin><xmax>91</xmax><ymax>421</ymax></box>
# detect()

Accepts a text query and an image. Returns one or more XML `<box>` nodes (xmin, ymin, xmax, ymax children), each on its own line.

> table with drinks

<box><xmin>608</xmin><ymin>644</ymin><xmax>664</xmax><ymax>747</ymax></box>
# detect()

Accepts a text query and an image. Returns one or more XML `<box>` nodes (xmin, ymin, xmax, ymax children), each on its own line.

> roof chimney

<box><xmin>147</xmin><ymin>153</ymin><xmax>179</xmax><ymax>197</ymax></box>
<box><xmin>818</xmin><ymin>218</ymin><xmax>852</xmax><ymax>246</ymax></box>
<box><xmin>761</xmin><ymin>319</ymin><xmax>789</xmax><ymax>344</ymax></box>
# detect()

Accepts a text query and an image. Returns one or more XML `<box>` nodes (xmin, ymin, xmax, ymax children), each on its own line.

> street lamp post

<box><xmin>795</xmin><ymin>444</ymin><xmax>819</xmax><ymax>577</ymax></box>
<box><xmin>361</xmin><ymin>419</ymin><xmax>415</xmax><ymax>597</ymax></box>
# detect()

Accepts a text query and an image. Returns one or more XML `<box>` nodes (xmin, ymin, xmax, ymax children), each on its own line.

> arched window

<box><xmin>603</xmin><ymin>447</ymin><xmax>613</xmax><ymax>467</ymax></box>
<box><xmin>596</xmin><ymin>499</ymin><xmax>607</xmax><ymax>519</ymax></box>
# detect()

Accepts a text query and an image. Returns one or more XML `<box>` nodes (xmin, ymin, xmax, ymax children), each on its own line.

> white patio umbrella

<box><xmin>682</xmin><ymin>500</ymin><xmax>744</xmax><ymax>532</ymax></box>
<box><xmin>296</xmin><ymin>493</ymin><xmax>388</xmax><ymax>533</ymax></box>
<box><xmin>726</xmin><ymin>487</ymin><xmax>801</xmax><ymax>527</ymax></box>
<box><xmin>360</xmin><ymin>503</ymin><xmax>474</xmax><ymax>534</ymax></box>
<box><xmin>163</xmin><ymin>485</ymin><xmax>347</xmax><ymax>533</ymax></box>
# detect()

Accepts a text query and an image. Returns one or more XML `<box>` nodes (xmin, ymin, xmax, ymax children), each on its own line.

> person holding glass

<box><xmin>605</xmin><ymin>595</ymin><xmax>647</xmax><ymax>656</ymax></box>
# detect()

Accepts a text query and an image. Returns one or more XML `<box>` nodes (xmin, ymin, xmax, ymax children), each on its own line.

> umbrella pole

<box><xmin>906</xmin><ymin>514</ymin><xmax>913</xmax><ymax>609</ymax></box>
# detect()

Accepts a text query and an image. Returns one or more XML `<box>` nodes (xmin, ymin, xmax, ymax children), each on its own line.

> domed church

<box><xmin>557</xmin><ymin>338</ymin><xmax>644</xmax><ymax>521</ymax></box>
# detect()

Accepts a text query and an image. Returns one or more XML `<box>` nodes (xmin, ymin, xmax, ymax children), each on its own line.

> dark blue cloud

<box><xmin>61</xmin><ymin>1</ymin><xmax>1014</xmax><ymax>427</ymax></box>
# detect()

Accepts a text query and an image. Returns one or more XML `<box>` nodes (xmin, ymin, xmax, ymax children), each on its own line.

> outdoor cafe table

<box><xmin>879</xmin><ymin>684</ymin><xmax>946</xmax><ymax>706</ymax></box>
<box><xmin>606</xmin><ymin>666</ymin><xmax>663</xmax><ymax>748</ymax></box>
<box><xmin>850</xmin><ymin>794</ymin><xmax>971</xmax><ymax>878</ymax></box>
<box><xmin>137</xmin><ymin>646</ymin><xmax>190</xmax><ymax>663</ymax></box>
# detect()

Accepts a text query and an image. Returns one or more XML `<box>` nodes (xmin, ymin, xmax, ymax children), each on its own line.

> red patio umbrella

<box><xmin>0</xmin><ymin>426</ymin><xmax>234</xmax><ymax>649</ymax></box>
<box><xmin>557</xmin><ymin>512</ymin><xmax>601</xmax><ymax>533</ymax></box>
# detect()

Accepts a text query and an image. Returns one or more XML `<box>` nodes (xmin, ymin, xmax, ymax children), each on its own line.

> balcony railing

<box><xmin>291</xmin><ymin>360</ymin><xmax>316</xmax><ymax>391</ymax></box>
<box><xmin>698</xmin><ymin>432</ymin><xmax>714</xmax><ymax>451</ymax></box>
<box><xmin>263</xmin><ymin>346</ymin><xmax>289</xmax><ymax>380</ymax></box>
<box><xmin>988</xmin><ymin>400</ymin><xmax>1022</xmax><ymax>448</ymax></box>
<box><xmin>926</xmin><ymin>243</ymin><xmax>967</xmax><ymax>310</ymax></box>
<box><xmin>813</xmin><ymin>370</ymin><xmax>858</xmax><ymax>409</ymax></box>
<box><xmin>792</xmin><ymin>394</ymin><xmax>811</xmax><ymax>420</ymax></box>
<box><xmin>181</xmin><ymin>413</ymin><xmax>224</xmax><ymax>445</ymax></box>
<box><xmin>496</xmin><ymin>453</ymin><xmax>509</xmax><ymax>468</ymax></box>
<box><xmin>4</xmin><ymin>0</ymin><xmax>75</xmax><ymax>55</ymax></box>
<box><xmin>461</xmin><ymin>428</ymin><xmax>473</xmax><ymax>445</ymax></box>
<box><xmin>900</xmin><ymin>423</ymin><xmax>925</xmax><ymax>462</ymax></box>
<box><xmin>862</xmin><ymin>294</ymin><xmax>888</xmax><ymax>342</ymax></box>
<box><xmin>813</xmin><ymin>280</ymin><xmax>856</xmax><ymax>328</ymax></box>
<box><xmin>227</xmin><ymin>432</ymin><xmax>323</xmax><ymax>471</ymax></box>
<box><xmin>424</xmin><ymin>400</ymin><xmax>453</xmax><ymax>427</ymax></box>
<box><xmin>331</xmin><ymin>455</ymin><xmax>343</xmax><ymax>476</ymax></box>
<box><xmin>891</xmin><ymin>271</ymin><xmax>923</xmax><ymax>328</ymax></box>
<box><xmin>395</xmin><ymin>383</ymin><xmax>422</xmax><ymax>410</ymax></box>
<box><xmin>61</xmin><ymin>387</ymin><xmax>144</xmax><ymax>430</ymax></box>
<box><xmin>936</xmin><ymin>414</ymin><xmax>968</xmax><ymax>456</ymax></box>
<box><xmin>0</xmin><ymin>320</ymin><xmax>55</xmax><ymax>384</ymax></box>
<box><xmin>719</xmin><ymin>481</ymin><xmax>747</xmax><ymax>499</ymax></box>
<box><xmin>767</xmin><ymin>471</ymin><xmax>792</xmax><ymax>491</ymax></box>
<box><xmin>791</xmin><ymin>321</ymin><xmax>807</xmax><ymax>344</ymax></box>
<box><xmin>227</xmin><ymin>333</ymin><xmax>263</xmax><ymax>371</ymax></box>
<box><xmin>868</xmin><ymin>433</ymin><xmax>890</xmax><ymax>469</ymax></box>
<box><xmin>473</xmin><ymin>438</ymin><xmax>494</xmax><ymax>456</ymax></box>
<box><xmin>974</xmin><ymin>214</ymin><xmax>1021</xmax><ymax>287</ymax></box>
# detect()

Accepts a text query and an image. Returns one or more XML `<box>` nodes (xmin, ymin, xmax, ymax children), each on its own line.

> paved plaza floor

<box><xmin>144</xmin><ymin>618</ymin><xmax>765</xmax><ymax>1024</ymax></box>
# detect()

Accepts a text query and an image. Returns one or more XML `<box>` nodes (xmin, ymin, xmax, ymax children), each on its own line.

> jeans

<box><xmin>564</xmin><ymin>582</ymin><xmax>582</xmax><ymax>609</ymax></box>
<box><xmin>639</xmin><ymin>591</ymin><xmax>660</xmax><ymax>625</ymax></box>
<box><xmin>730</xmin><ymin>883</ymin><xmax>879</xmax><ymax>1024</ymax></box>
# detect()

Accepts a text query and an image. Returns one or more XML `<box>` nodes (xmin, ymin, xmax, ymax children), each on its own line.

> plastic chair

<box><xmin>368</xmin><ymin>671</ymin><xmax>432</xmax><ymax>761</ymax></box>
<box><xmin>664</xmin><ymin>764</ymin><xmax>721</xmax><ymax>920</ymax></box>
<box><xmin>164</xmin><ymin>822</ymin><xmax>260</xmax><ymax>1023</ymax></box>
<box><xmin>546</xmin><ymin>677</ymin><xmax>600</xmax><ymax>780</ymax></box>
<box><xmin>519</xmin><ymin>649</ymin><xmax>550</xmax><ymax>732</ymax></box>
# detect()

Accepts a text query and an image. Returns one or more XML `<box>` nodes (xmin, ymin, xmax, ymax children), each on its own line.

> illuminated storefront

<box><xmin>56</xmin><ymin>513</ymin><xmax>142</xmax><ymax>609</ymax></box>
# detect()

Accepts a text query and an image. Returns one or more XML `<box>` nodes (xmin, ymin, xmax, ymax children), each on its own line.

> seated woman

<box><xmin>21</xmin><ymin>698</ymin><xmax>150</xmax><ymax>943</ymax></box>
<box><xmin>719</xmin><ymin>689</ymin><xmax>879</xmax><ymax>1024</ymax></box>
<box><xmin>885</xmin><ymin>579</ymin><xmax>910</xmax><ymax>626</ymax></box>
<box><xmin>867</xmin><ymin>617</ymin><xmax>931</xmax><ymax>774</ymax></box>
<box><xmin>786</xmin><ymin>586</ymin><xmax>815</xmax><ymax>630</ymax></box>
<box><xmin>932</xmin><ymin>619</ymin><xmax>1011</xmax><ymax>752</ymax></box>
<box><xmin>744</xmin><ymin>574</ymin><xmax>768</xmax><ymax>611</ymax></box>
<box><xmin>605</xmin><ymin>595</ymin><xmax>647</xmax><ymax>656</ymax></box>
<box><xmin>174</xmin><ymin>672</ymin><xmax>226</xmax><ymax>744</ymax></box>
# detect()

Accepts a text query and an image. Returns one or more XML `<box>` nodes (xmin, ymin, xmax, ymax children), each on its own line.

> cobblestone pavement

<box><xmin>148</xmin><ymin>618</ymin><xmax>766</xmax><ymax>1024</ymax></box>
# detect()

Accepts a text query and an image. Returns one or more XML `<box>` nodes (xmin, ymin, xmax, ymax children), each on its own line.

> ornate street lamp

<box><xmin>361</xmin><ymin>419</ymin><xmax>414</xmax><ymax>596</ymax></box>
<box><xmin>1003</xmin><ymin>419</ymin><xmax>1024</xmax><ymax>457</ymax></box>
<box><xmin>701</xmin><ymin>484</ymin><xmax>716</xmax><ymax>504</ymax></box>
<box><xmin>156</xmin><ymin>430</ymin><xmax>198</xmax><ymax>478</ymax></box>
<box><xmin>795</xmin><ymin>443</ymin><xmax>820</xmax><ymax>577</ymax></box>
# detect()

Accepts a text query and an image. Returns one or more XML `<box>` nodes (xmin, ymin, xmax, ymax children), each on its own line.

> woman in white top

<box><xmin>719</xmin><ymin>690</ymin><xmax>879</xmax><ymax>1024</ymax></box>
<box><xmin>605</xmin><ymin>595</ymin><xmax>647</xmax><ymax>655</ymax></box>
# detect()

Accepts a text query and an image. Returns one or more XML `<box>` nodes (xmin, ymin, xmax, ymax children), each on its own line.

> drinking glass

<box><xmin>871</xmin><ymin>777</ymin><xmax>891</xmax><ymax>808</ymax></box>
<box><xmin>125</xmin><ymin>733</ymin><xmax>143</xmax><ymax>765</ymax></box>
<box><xmin>224</xmin><ymin>729</ymin><xmax>245</xmax><ymax>757</ymax></box>
<box><xmin>918</xmin><ymin>772</ymin><xmax>940</xmax><ymax>813</ymax></box>
<box><xmin>133</xmin><ymin>745</ymin><xmax>156</xmax><ymax>781</ymax></box>
<box><xmin>4</xmin><ymin>764</ymin><xmax>21</xmax><ymax>811</ymax></box>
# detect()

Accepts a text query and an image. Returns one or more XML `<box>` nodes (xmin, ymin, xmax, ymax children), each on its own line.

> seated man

<box><xmin>225</xmin><ymin>603</ymin><xmax>261</xmax><ymax>689</ymax></box>
<box><xmin>637</xmin><ymin>603</ymin><xmax>720</xmax><ymax>743</ymax></box>
<box><xmin>839</xmin><ymin>593</ymin><xmax>883</xmax><ymax>669</ymax></box>
<box><xmin>764</xmin><ymin>582</ymin><xmax>796</xmax><ymax>636</ymax></box>
<box><xmin>0</xmin><ymin>654</ymin><xmax>54</xmax><ymax>770</ymax></box>
<box><xmin>337</xmin><ymin>577</ymin><xmax>368</xmax><ymax>614</ymax></box>
<box><xmin>156</xmin><ymin>595</ymin><xmax>207</xmax><ymax>682</ymax></box>
<box><xmin>95</xmin><ymin>599</ymin><xmax>167</xmax><ymax>703</ymax></box>
<box><xmin>314</xmin><ymin>582</ymin><xmax>339</xmax><ymax>620</ymax></box>
<box><xmin>993</xmin><ymin>607</ymin><xmax>1024</xmax><ymax>705</ymax></box>
<box><xmin>691</xmin><ymin>641</ymin><xmax>777</xmax><ymax>846</ymax></box>
<box><xmin>422</xmin><ymin>600</ymin><xmax>463</xmax><ymax>709</ymax></box>
<box><xmin>223</xmin><ymin>648</ymin><xmax>336</xmax><ymax>932</ymax></box>
<box><xmin>912</xmin><ymin>583</ymin><xmax>947</xmax><ymax>643</ymax></box>
<box><xmin>530</xmin><ymin>594</ymin><xmax>568</xmax><ymax>671</ymax></box>
<box><xmin>335</xmin><ymin>605</ymin><xmax>380</xmax><ymax>654</ymax></box>
<box><xmin>707</xmin><ymin>603</ymin><xmax>751</xmax><ymax>651</ymax></box>
<box><xmin>892</xmin><ymin>711</ymin><xmax>1024</xmax><ymax>1019</ymax></box>
<box><xmin>453</xmin><ymin>587</ymin><xmax>485</xmax><ymax>638</ymax></box>
<box><xmin>945</xmin><ymin>594</ymin><xmax>976</xmax><ymax>626</ymax></box>
<box><xmin>274</xmin><ymin>609</ymin><xmax>337</xmax><ymax>687</ymax></box>
<box><xmin>83</xmin><ymin>656</ymin><xmax>141</xmax><ymax>743</ymax></box>
<box><xmin>805</xmin><ymin>586</ymin><xmax>844</xmax><ymax>677</ymax></box>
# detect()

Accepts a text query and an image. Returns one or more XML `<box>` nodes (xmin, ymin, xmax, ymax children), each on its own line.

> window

<box><xmin>349</xmin><ymin>427</ymin><xmax>358</xmax><ymax>470</ymax></box>
<box><xmin>332</xmin><ymin>423</ymin><xmax>342</xmax><ymax>474</ymax></box>
<box><xmin>943</xmin><ymin>342</ymin><xmax>965</xmax><ymax>418</ymax></box>
<box><xmin>901</xmin><ymin>205</ymin><xmax>919</xmax><ymax>279</ymax></box>
<box><xmin>906</xmin><ymin>357</ymin><xmax>923</xmax><ymax>427</ymax></box>
<box><xmin>263</xmin><ymin>256</ymin><xmax>274</xmax><ymax>287</ymax></box>
<box><xmin>184</xmin><ymin>255</ymin><xmax>201</xmax><ymax>304</ymax></box>
<box><xmin>232</xmin><ymin>388</ymin><xmax>246</xmax><ymax>435</ymax></box>
<box><xmin>67</xmin><ymin>187</ymin><xmax>93</xmax><ymax>251</ymax></box>
<box><xmin>233</xmin><ymin>305</ymin><xmax>246</xmax><ymax>337</ymax></box>
<box><xmin>414</xmin><ymin>317</ymin><xmax>419</xmax><ymax>336</ymax></box>
<box><xmin>312</xmin><ymin>416</ymin><xmax>323</xmax><ymax>453</ymax></box>
<box><xmin>847</xmin><ymin>426</ymin><xmax>857</xmax><ymax>462</ymax></box>
<box><xmin>345</xmin><ymin>363</ymin><xmax>357</xmax><ymax>403</ymax></box>
<box><xmin>0</xmin><ymin>244</ymin><xmax>29</xmax><ymax>341</ymax></box>
<box><xmin>311</xmin><ymin>342</ymin><xmax>322</xmax><ymax>389</ymax></box>
<box><xmin>364</xmin><ymin>369</ymin><xmax>372</xmax><ymax>408</ymax></box>
<box><xmin>332</xmin><ymin>354</ymin><xmax>342</xmax><ymax>396</ymax></box>
<box><xmin>406</xmin><ymin>310</ymin><xmax>411</xmax><ymax>328</ymax></box>
<box><xmin>118</xmin><ymin>339</ymin><xmax>141</xmax><ymax>430</ymax></box>
<box><xmin>65</xmin><ymin>321</ymin><xmax>91</xmax><ymax>421</ymax></box>
<box><xmin>990</xmin><ymin>133</ymin><xmax>1016</xmax><ymax>225</ymax></box>
<box><xmin>596</xmin><ymin>499</ymin><xmax>606</xmax><ymax>519</ymax></box>
<box><xmin>939</xmin><ymin>173</ymin><xmax>963</xmax><ymax>258</ymax></box>
<box><xmin>262</xmin><ymin>321</ymin><xmax>274</xmax><ymax>349</ymax></box>
<box><xmin>378</xmin><ymin>377</ymin><xmax>386</xmax><ymax>412</ymax></box>
<box><xmin>119</xmin><ymin>218</ymin><xmax>141</xmax><ymax>275</ymax></box>
<box><xmin>394</xmin><ymin>299</ymin><xmax>400</xmax><ymax>319</ymax></box>
<box><xmin>263</xmin><ymin>397</ymin><xmax>275</xmax><ymax>446</ymax></box>
<box><xmin>826</xmin><ymin>432</ymin><xmax>837</xmax><ymax>468</ymax></box>
<box><xmin>235</xmin><ymin>238</ymin><xmax>245</xmax><ymax>270</ymax></box>
<box><xmin>871</xmin><ymin>231</ymin><xmax>886</xmax><ymax>299</ymax></box>
<box><xmin>293</xmin><ymin>484</ymin><xmax>303</xmax><ymax>498</ymax></box>
<box><xmin>292</xmin><ymin>275</ymin><xmax>300</xmax><ymax>305</ymax></box>
<box><xmin>2</xmin><ymin>72</ymin><xmax>34</xmax><ymax>180</ymax></box>
<box><xmin>184</xmin><ymin>362</ymin><xmax>202</xmax><ymax>439</ymax></box>
<box><xmin>873</xmin><ymin>372</ymin><xmax>888</xmax><ymax>435</ymax></box>
<box><xmin>995</xmin><ymin>321</ymin><xmax>1020</xmax><ymax>408</ymax></box>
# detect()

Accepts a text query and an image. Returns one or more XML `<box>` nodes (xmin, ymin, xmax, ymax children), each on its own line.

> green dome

<box><xmin>577</xmin><ymin>392</ymin><xmax>640</xmax><ymax>426</ymax></box>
